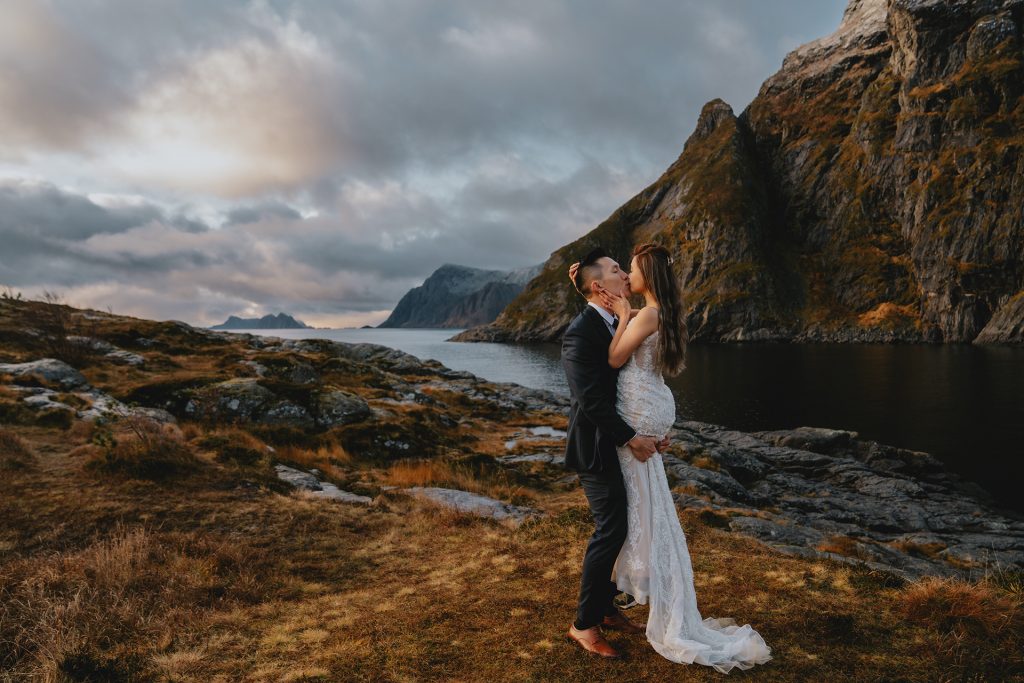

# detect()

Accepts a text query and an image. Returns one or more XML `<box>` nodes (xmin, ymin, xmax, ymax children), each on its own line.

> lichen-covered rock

<box><xmin>274</xmin><ymin>463</ymin><xmax>321</xmax><ymax>490</ymax></box>
<box><xmin>0</xmin><ymin>359</ymin><xmax>89</xmax><ymax>389</ymax></box>
<box><xmin>315</xmin><ymin>390</ymin><xmax>371</xmax><ymax>427</ymax></box>
<box><xmin>105</xmin><ymin>350</ymin><xmax>146</xmax><ymax>367</ymax></box>
<box><xmin>404</xmin><ymin>486</ymin><xmax>540</xmax><ymax>526</ymax></box>
<box><xmin>274</xmin><ymin>464</ymin><xmax>374</xmax><ymax>504</ymax></box>
<box><xmin>187</xmin><ymin>378</ymin><xmax>314</xmax><ymax>427</ymax></box>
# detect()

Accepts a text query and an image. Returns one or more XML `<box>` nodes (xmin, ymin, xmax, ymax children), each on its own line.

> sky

<box><xmin>0</xmin><ymin>0</ymin><xmax>848</xmax><ymax>328</ymax></box>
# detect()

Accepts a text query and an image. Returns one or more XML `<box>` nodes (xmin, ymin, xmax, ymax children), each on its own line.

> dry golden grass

<box><xmin>888</xmin><ymin>538</ymin><xmax>948</xmax><ymax>559</ymax></box>
<box><xmin>0</xmin><ymin>421</ymin><xmax>1022</xmax><ymax>681</ymax></box>
<box><xmin>856</xmin><ymin>302</ymin><xmax>918</xmax><ymax>328</ymax></box>
<box><xmin>82</xmin><ymin>413</ymin><xmax>202</xmax><ymax>480</ymax></box>
<box><xmin>382</xmin><ymin>458</ymin><xmax>537</xmax><ymax>506</ymax></box>
<box><xmin>0</xmin><ymin>521</ymin><xmax>267</xmax><ymax>681</ymax></box>
<box><xmin>0</xmin><ymin>427</ymin><xmax>34</xmax><ymax>469</ymax></box>
<box><xmin>898</xmin><ymin>574</ymin><xmax>1024</xmax><ymax>680</ymax></box>
<box><xmin>816</xmin><ymin>534</ymin><xmax>873</xmax><ymax>561</ymax></box>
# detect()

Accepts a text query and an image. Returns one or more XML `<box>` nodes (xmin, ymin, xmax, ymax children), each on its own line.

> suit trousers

<box><xmin>574</xmin><ymin>463</ymin><xmax>629</xmax><ymax>630</ymax></box>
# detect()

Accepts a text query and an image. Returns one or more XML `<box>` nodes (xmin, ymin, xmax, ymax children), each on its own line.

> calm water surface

<box><xmin>239</xmin><ymin>327</ymin><xmax>1024</xmax><ymax>514</ymax></box>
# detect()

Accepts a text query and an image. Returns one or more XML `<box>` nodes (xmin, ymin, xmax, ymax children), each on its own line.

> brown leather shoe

<box><xmin>566</xmin><ymin>624</ymin><xmax>623</xmax><ymax>659</ymax></box>
<box><xmin>601</xmin><ymin>608</ymin><xmax>645</xmax><ymax>634</ymax></box>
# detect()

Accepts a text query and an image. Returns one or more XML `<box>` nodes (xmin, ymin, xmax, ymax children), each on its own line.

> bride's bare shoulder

<box><xmin>636</xmin><ymin>306</ymin><xmax>659</xmax><ymax>325</ymax></box>
<box><xmin>629</xmin><ymin>306</ymin><xmax>659</xmax><ymax>335</ymax></box>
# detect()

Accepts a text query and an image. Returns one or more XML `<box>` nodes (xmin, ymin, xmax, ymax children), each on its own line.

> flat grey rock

<box><xmin>275</xmin><ymin>464</ymin><xmax>321</xmax><ymax>490</ymax></box>
<box><xmin>497</xmin><ymin>453</ymin><xmax>563</xmax><ymax>465</ymax></box>
<box><xmin>404</xmin><ymin>486</ymin><xmax>539</xmax><ymax>525</ymax></box>
<box><xmin>313</xmin><ymin>482</ymin><xmax>373</xmax><ymax>504</ymax></box>
<box><xmin>0</xmin><ymin>359</ymin><xmax>88</xmax><ymax>389</ymax></box>
<box><xmin>274</xmin><ymin>464</ymin><xmax>373</xmax><ymax>505</ymax></box>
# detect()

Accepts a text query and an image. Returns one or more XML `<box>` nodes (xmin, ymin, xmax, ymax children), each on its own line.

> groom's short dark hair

<box><xmin>574</xmin><ymin>247</ymin><xmax>607</xmax><ymax>297</ymax></box>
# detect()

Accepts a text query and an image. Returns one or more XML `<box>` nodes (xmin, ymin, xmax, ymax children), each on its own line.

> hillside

<box><xmin>0</xmin><ymin>297</ymin><xmax>1021</xmax><ymax>680</ymax></box>
<box><xmin>454</xmin><ymin>0</ymin><xmax>1024</xmax><ymax>344</ymax></box>
<box><xmin>379</xmin><ymin>264</ymin><xmax>541</xmax><ymax>329</ymax></box>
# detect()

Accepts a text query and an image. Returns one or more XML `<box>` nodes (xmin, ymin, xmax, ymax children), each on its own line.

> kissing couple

<box><xmin>560</xmin><ymin>242</ymin><xmax>773</xmax><ymax>673</ymax></box>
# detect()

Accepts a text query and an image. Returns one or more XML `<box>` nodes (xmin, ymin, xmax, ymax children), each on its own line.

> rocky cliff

<box><xmin>454</xmin><ymin>0</ymin><xmax>1024</xmax><ymax>344</ymax></box>
<box><xmin>379</xmin><ymin>263</ymin><xmax>540</xmax><ymax>329</ymax></box>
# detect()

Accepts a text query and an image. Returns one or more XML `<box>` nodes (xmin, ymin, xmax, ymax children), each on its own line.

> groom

<box><xmin>561</xmin><ymin>247</ymin><xmax>667</xmax><ymax>659</ymax></box>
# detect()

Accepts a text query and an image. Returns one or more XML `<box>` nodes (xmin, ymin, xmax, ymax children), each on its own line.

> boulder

<box><xmin>186</xmin><ymin>378</ymin><xmax>314</xmax><ymax>427</ymax></box>
<box><xmin>315</xmin><ymin>390</ymin><xmax>371</xmax><ymax>427</ymax></box>
<box><xmin>0</xmin><ymin>359</ymin><xmax>89</xmax><ymax>389</ymax></box>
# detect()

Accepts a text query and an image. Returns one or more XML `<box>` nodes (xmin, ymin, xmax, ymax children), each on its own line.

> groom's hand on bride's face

<box><xmin>628</xmin><ymin>435</ymin><xmax>657</xmax><ymax>462</ymax></box>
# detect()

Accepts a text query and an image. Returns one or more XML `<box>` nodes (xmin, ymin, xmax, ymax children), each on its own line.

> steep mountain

<box><xmin>454</xmin><ymin>0</ymin><xmax>1024</xmax><ymax>344</ymax></box>
<box><xmin>210</xmin><ymin>313</ymin><xmax>311</xmax><ymax>330</ymax></box>
<box><xmin>379</xmin><ymin>263</ymin><xmax>541</xmax><ymax>329</ymax></box>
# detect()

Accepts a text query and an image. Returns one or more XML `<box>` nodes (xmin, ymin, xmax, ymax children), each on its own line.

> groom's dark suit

<box><xmin>561</xmin><ymin>304</ymin><xmax>637</xmax><ymax>631</ymax></box>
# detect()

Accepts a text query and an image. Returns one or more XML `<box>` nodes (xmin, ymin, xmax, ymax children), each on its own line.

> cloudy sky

<box><xmin>0</xmin><ymin>0</ymin><xmax>847</xmax><ymax>327</ymax></box>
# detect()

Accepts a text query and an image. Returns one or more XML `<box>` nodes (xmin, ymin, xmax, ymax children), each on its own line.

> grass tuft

<box><xmin>0</xmin><ymin>427</ymin><xmax>34</xmax><ymax>469</ymax></box>
<box><xmin>83</xmin><ymin>412</ymin><xmax>202</xmax><ymax>480</ymax></box>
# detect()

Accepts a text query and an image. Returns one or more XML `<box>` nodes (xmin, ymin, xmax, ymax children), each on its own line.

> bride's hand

<box><xmin>600</xmin><ymin>289</ymin><xmax>632</xmax><ymax>320</ymax></box>
<box><xmin>568</xmin><ymin>262</ymin><xmax>580</xmax><ymax>284</ymax></box>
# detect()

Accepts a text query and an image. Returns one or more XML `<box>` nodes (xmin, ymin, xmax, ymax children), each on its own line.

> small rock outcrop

<box><xmin>404</xmin><ymin>486</ymin><xmax>540</xmax><ymax>526</ymax></box>
<box><xmin>274</xmin><ymin>464</ymin><xmax>373</xmax><ymax>504</ymax></box>
<box><xmin>186</xmin><ymin>378</ymin><xmax>315</xmax><ymax>428</ymax></box>
<box><xmin>315</xmin><ymin>390</ymin><xmax>372</xmax><ymax>427</ymax></box>
<box><xmin>0</xmin><ymin>359</ymin><xmax>88</xmax><ymax>389</ymax></box>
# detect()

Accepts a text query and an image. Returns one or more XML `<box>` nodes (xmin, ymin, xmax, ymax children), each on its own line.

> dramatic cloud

<box><xmin>0</xmin><ymin>0</ymin><xmax>847</xmax><ymax>326</ymax></box>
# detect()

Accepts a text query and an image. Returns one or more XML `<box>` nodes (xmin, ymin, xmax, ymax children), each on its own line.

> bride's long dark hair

<box><xmin>632</xmin><ymin>242</ymin><xmax>687</xmax><ymax>376</ymax></box>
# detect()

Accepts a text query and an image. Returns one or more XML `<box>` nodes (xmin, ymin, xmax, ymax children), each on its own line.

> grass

<box><xmin>1</xmin><ymin>416</ymin><xmax>1022</xmax><ymax>681</ymax></box>
<box><xmin>0</xmin><ymin>427</ymin><xmax>34</xmax><ymax>469</ymax></box>
<box><xmin>78</xmin><ymin>411</ymin><xmax>204</xmax><ymax>480</ymax></box>
<box><xmin>1</xmin><ymin>300</ymin><xmax>1022</xmax><ymax>680</ymax></box>
<box><xmin>382</xmin><ymin>458</ymin><xmax>539</xmax><ymax>507</ymax></box>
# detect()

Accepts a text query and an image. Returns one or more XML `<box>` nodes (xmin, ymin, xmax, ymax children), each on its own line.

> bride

<box><xmin>591</xmin><ymin>242</ymin><xmax>772</xmax><ymax>673</ymax></box>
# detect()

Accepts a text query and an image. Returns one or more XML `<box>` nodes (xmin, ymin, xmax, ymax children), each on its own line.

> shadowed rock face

<box><xmin>455</xmin><ymin>0</ymin><xmax>1024</xmax><ymax>345</ymax></box>
<box><xmin>379</xmin><ymin>263</ymin><xmax>541</xmax><ymax>329</ymax></box>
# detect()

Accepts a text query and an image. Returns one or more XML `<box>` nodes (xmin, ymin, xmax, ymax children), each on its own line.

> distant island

<box><xmin>379</xmin><ymin>263</ymin><xmax>541</xmax><ymax>329</ymax></box>
<box><xmin>209</xmin><ymin>313</ymin><xmax>312</xmax><ymax>330</ymax></box>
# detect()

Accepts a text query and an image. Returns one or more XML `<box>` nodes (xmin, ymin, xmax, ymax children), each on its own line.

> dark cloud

<box><xmin>0</xmin><ymin>0</ymin><xmax>848</xmax><ymax>325</ymax></box>
<box><xmin>224</xmin><ymin>202</ymin><xmax>303</xmax><ymax>226</ymax></box>
<box><xmin>0</xmin><ymin>182</ymin><xmax>161</xmax><ymax>240</ymax></box>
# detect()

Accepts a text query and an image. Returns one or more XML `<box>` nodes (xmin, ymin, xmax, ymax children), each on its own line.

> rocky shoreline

<box><xmin>3</xmin><ymin>305</ymin><xmax>1021</xmax><ymax>582</ymax></box>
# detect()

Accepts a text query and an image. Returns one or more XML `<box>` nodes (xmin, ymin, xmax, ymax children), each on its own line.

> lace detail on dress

<box><xmin>610</xmin><ymin>321</ymin><xmax>772</xmax><ymax>673</ymax></box>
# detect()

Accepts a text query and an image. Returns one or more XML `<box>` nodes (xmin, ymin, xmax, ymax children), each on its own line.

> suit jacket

<box><xmin>561</xmin><ymin>305</ymin><xmax>637</xmax><ymax>473</ymax></box>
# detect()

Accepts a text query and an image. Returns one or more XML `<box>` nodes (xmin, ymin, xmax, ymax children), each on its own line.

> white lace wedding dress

<box><xmin>610</xmin><ymin>325</ymin><xmax>772</xmax><ymax>673</ymax></box>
